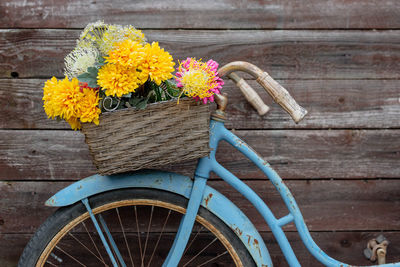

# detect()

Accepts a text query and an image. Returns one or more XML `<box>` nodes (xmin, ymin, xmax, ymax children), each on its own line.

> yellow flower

<box><xmin>105</xmin><ymin>39</ymin><xmax>145</xmax><ymax>68</ymax></box>
<box><xmin>79</xmin><ymin>88</ymin><xmax>101</xmax><ymax>125</ymax></box>
<box><xmin>97</xmin><ymin>63</ymin><xmax>148</xmax><ymax>97</ymax></box>
<box><xmin>42</xmin><ymin>76</ymin><xmax>60</xmax><ymax>119</ymax></box>
<box><xmin>43</xmin><ymin>77</ymin><xmax>82</xmax><ymax>120</ymax></box>
<box><xmin>42</xmin><ymin>77</ymin><xmax>101</xmax><ymax>130</ymax></box>
<box><xmin>65</xmin><ymin>116</ymin><xmax>81</xmax><ymax>130</ymax></box>
<box><xmin>140</xmin><ymin>42</ymin><xmax>175</xmax><ymax>85</ymax></box>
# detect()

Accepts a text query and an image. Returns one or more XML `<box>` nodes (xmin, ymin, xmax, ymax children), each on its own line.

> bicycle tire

<box><xmin>19</xmin><ymin>188</ymin><xmax>256</xmax><ymax>267</ymax></box>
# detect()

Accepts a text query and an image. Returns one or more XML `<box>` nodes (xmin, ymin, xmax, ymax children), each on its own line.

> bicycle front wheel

<box><xmin>19</xmin><ymin>188</ymin><xmax>255</xmax><ymax>267</ymax></box>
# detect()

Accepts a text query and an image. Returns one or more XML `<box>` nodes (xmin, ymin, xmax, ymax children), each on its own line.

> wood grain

<box><xmin>1</xmin><ymin>0</ymin><xmax>400</xmax><ymax>30</ymax></box>
<box><xmin>1</xmin><ymin>29</ymin><xmax>400</xmax><ymax>79</ymax></box>
<box><xmin>3</xmin><ymin>232</ymin><xmax>400</xmax><ymax>267</ymax></box>
<box><xmin>1</xmin><ymin>0</ymin><xmax>399</xmax><ymax>264</ymax></box>
<box><xmin>1</xmin><ymin>180</ymin><xmax>399</xmax><ymax>233</ymax></box>
<box><xmin>0</xmin><ymin>129</ymin><xmax>399</xmax><ymax>180</ymax></box>
<box><xmin>1</xmin><ymin>79</ymin><xmax>399</xmax><ymax>130</ymax></box>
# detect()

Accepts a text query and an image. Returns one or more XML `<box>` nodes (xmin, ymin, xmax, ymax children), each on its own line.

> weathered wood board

<box><xmin>1</xmin><ymin>0</ymin><xmax>400</xmax><ymax>29</ymax></box>
<box><xmin>1</xmin><ymin>180</ymin><xmax>399</xmax><ymax>234</ymax></box>
<box><xmin>1</xmin><ymin>30</ymin><xmax>400</xmax><ymax>79</ymax></box>
<box><xmin>1</xmin><ymin>130</ymin><xmax>399</xmax><ymax>180</ymax></box>
<box><xmin>1</xmin><ymin>79</ymin><xmax>399</xmax><ymax>130</ymax></box>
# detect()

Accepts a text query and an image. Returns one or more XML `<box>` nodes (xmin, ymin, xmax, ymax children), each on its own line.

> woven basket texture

<box><xmin>81</xmin><ymin>98</ymin><xmax>210</xmax><ymax>175</ymax></box>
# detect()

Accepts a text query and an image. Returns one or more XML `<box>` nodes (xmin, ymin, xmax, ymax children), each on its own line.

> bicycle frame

<box><xmin>46</xmin><ymin>118</ymin><xmax>400</xmax><ymax>267</ymax></box>
<box><xmin>163</xmin><ymin>119</ymin><xmax>399</xmax><ymax>267</ymax></box>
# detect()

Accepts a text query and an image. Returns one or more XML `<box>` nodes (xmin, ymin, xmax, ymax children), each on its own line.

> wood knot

<box><xmin>340</xmin><ymin>239</ymin><xmax>351</xmax><ymax>248</ymax></box>
<box><xmin>10</xmin><ymin>72</ymin><xmax>19</xmax><ymax>78</ymax></box>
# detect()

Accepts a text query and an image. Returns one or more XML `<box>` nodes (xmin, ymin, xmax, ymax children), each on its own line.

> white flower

<box><xmin>64</xmin><ymin>46</ymin><xmax>99</xmax><ymax>78</ymax></box>
<box><xmin>97</xmin><ymin>24</ymin><xmax>124</xmax><ymax>55</ymax></box>
<box><xmin>79</xmin><ymin>20</ymin><xmax>107</xmax><ymax>41</ymax></box>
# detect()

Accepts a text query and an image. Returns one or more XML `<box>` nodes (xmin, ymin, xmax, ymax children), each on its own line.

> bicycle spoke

<box><xmin>183</xmin><ymin>226</ymin><xmax>204</xmax><ymax>255</ymax></box>
<box><xmin>82</xmin><ymin>221</ymin><xmax>106</xmax><ymax>265</ymax></box>
<box><xmin>50</xmin><ymin>252</ymin><xmax>63</xmax><ymax>264</ymax></box>
<box><xmin>182</xmin><ymin>237</ymin><xmax>218</xmax><ymax>267</ymax></box>
<box><xmin>55</xmin><ymin>245</ymin><xmax>87</xmax><ymax>267</ymax></box>
<box><xmin>196</xmin><ymin>251</ymin><xmax>228</xmax><ymax>267</ymax></box>
<box><xmin>146</xmin><ymin>209</ymin><xmax>171</xmax><ymax>267</ymax></box>
<box><xmin>46</xmin><ymin>260</ymin><xmax>58</xmax><ymax>267</ymax></box>
<box><xmin>134</xmin><ymin>206</ymin><xmax>144</xmax><ymax>266</ymax></box>
<box><xmin>27</xmin><ymin>191</ymin><xmax>243</xmax><ymax>267</ymax></box>
<box><xmin>68</xmin><ymin>232</ymin><xmax>107</xmax><ymax>265</ymax></box>
<box><xmin>142</xmin><ymin>205</ymin><xmax>154</xmax><ymax>266</ymax></box>
<box><xmin>116</xmin><ymin>207</ymin><xmax>134</xmax><ymax>267</ymax></box>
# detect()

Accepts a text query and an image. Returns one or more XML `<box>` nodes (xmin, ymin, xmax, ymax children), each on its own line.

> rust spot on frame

<box><xmin>253</xmin><ymin>238</ymin><xmax>262</xmax><ymax>257</ymax></box>
<box><xmin>246</xmin><ymin>234</ymin><xmax>251</xmax><ymax>245</ymax></box>
<box><xmin>204</xmin><ymin>193</ymin><xmax>213</xmax><ymax>206</ymax></box>
<box><xmin>234</xmin><ymin>227</ymin><xmax>243</xmax><ymax>236</ymax></box>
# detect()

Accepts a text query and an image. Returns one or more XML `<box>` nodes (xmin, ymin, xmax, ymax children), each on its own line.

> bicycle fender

<box><xmin>46</xmin><ymin>170</ymin><xmax>273</xmax><ymax>267</ymax></box>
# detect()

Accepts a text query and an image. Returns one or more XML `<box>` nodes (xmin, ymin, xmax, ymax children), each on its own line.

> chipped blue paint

<box><xmin>46</xmin><ymin>171</ymin><xmax>193</xmax><ymax>207</ymax></box>
<box><xmin>46</xmin><ymin>170</ymin><xmax>272</xmax><ymax>267</ymax></box>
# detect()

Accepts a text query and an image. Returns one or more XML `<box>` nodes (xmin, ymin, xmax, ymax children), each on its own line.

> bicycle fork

<box><xmin>162</xmin><ymin>175</ymin><xmax>208</xmax><ymax>267</ymax></box>
<box><xmin>80</xmin><ymin>175</ymin><xmax>208</xmax><ymax>267</ymax></box>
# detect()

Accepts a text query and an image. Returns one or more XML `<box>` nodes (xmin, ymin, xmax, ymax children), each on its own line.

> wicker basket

<box><xmin>81</xmin><ymin>98</ymin><xmax>210</xmax><ymax>175</ymax></box>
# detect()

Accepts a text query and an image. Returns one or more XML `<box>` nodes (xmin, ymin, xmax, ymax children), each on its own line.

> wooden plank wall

<box><xmin>0</xmin><ymin>0</ymin><xmax>399</xmax><ymax>266</ymax></box>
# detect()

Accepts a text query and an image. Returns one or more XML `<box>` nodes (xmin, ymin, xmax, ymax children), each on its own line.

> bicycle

<box><xmin>19</xmin><ymin>61</ymin><xmax>399</xmax><ymax>267</ymax></box>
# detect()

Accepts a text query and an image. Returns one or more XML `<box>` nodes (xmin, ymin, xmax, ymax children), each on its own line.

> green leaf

<box><xmin>77</xmin><ymin>67</ymin><xmax>99</xmax><ymax>87</ymax></box>
<box><xmin>77</xmin><ymin>72</ymin><xmax>92</xmax><ymax>79</ymax></box>
<box><xmin>164</xmin><ymin>80</ymin><xmax>181</xmax><ymax>97</ymax></box>
<box><xmin>96</xmin><ymin>56</ymin><xmax>106</xmax><ymax>67</ymax></box>
<box><xmin>129</xmin><ymin>97</ymin><xmax>143</xmax><ymax>106</ymax></box>
<box><xmin>148</xmin><ymin>81</ymin><xmax>160</xmax><ymax>101</ymax></box>
<box><xmin>136</xmin><ymin>99</ymin><xmax>148</xmax><ymax>110</ymax></box>
<box><xmin>87</xmin><ymin>80</ymin><xmax>99</xmax><ymax>88</ymax></box>
<box><xmin>87</xmin><ymin>67</ymin><xmax>98</xmax><ymax>76</ymax></box>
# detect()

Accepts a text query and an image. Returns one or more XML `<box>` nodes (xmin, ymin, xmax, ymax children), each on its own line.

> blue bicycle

<box><xmin>19</xmin><ymin>62</ymin><xmax>398</xmax><ymax>267</ymax></box>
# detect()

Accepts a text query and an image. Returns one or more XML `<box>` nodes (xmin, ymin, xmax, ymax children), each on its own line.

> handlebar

<box><xmin>218</xmin><ymin>61</ymin><xmax>308</xmax><ymax>123</ymax></box>
<box><xmin>228</xmin><ymin>72</ymin><xmax>270</xmax><ymax>116</ymax></box>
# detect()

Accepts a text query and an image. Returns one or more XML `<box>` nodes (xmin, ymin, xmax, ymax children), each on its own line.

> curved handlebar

<box><xmin>228</xmin><ymin>72</ymin><xmax>270</xmax><ymax>116</ymax></box>
<box><xmin>219</xmin><ymin>61</ymin><xmax>308</xmax><ymax>123</ymax></box>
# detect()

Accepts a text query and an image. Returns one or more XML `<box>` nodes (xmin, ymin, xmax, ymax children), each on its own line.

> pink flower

<box><xmin>175</xmin><ymin>58</ymin><xmax>224</xmax><ymax>104</ymax></box>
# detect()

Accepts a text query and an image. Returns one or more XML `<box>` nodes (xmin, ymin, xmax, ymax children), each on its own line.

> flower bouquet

<box><xmin>42</xmin><ymin>21</ymin><xmax>224</xmax><ymax>175</ymax></box>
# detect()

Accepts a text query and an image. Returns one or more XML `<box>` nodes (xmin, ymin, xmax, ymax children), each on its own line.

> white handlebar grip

<box><xmin>228</xmin><ymin>73</ymin><xmax>270</xmax><ymax>116</ymax></box>
<box><xmin>257</xmin><ymin>72</ymin><xmax>307</xmax><ymax>123</ymax></box>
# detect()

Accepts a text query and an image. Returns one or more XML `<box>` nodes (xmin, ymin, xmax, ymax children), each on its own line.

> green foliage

<box><xmin>98</xmin><ymin>80</ymin><xmax>182</xmax><ymax>113</ymax></box>
<box><xmin>164</xmin><ymin>80</ymin><xmax>181</xmax><ymax>98</ymax></box>
<box><xmin>77</xmin><ymin>67</ymin><xmax>99</xmax><ymax>87</ymax></box>
<box><xmin>95</xmin><ymin>56</ymin><xmax>106</xmax><ymax>67</ymax></box>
